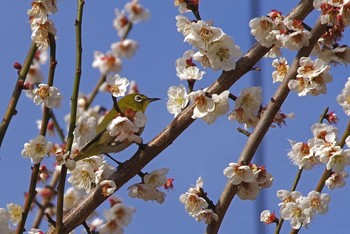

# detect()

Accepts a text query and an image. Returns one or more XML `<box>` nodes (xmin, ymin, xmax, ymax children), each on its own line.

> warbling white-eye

<box><xmin>74</xmin><ymin>94</ymin><xmax>160</xmax><ymax>161</ymax></box>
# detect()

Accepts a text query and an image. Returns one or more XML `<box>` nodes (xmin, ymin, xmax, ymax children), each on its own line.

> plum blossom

<box><xmin>106</xmin><ymin>74</ymin><xmax>129</xmax><ymax>97</ymax></box>
<box><xmin>167</xmin><ymin>84</ymin><xmax>189</xmax><ymax>117</ymax></box>
<box><xmin>21</xmin><ymin>135</ymin><xmax>53</xmax><ymax>164</ymax></box>
<box><xmin>92</xmin><ymin>51</ymin><xmax>122</xmax><ymax>74</ymax></box>
<box><xmin>33</xmin><ymin>84</ymin><xmax>62</xmax><ymax>108</ymax></box>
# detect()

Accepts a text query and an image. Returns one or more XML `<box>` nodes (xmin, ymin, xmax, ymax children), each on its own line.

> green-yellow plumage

<box><xmin>74</xmin><ymin>94</ymin><xmax>159</xmax><ymax>161</ymax></box>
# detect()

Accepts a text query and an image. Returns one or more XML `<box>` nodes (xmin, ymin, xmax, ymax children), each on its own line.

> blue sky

<box><xmin>1</xmin><ymin>1</ymin><xmax>350</xmax><ymax>233</ymax></box>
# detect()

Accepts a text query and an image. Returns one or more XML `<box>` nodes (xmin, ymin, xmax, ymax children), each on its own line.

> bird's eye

<box><xmin>134</xmin><ymin>95</ymin><xmax>143</xmax><ymax>103</ymax></box>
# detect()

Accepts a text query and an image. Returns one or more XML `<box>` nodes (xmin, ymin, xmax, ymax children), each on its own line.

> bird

<box><xmin>73</xmin><ymin>93</ymin><xmax>160</xmax><ymax>161</ymax></box>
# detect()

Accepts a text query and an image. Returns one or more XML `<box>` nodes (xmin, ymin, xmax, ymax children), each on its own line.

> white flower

<box><xmin>311</xmin><ymin>123</ymin><xmax>338</xmax><ymax>143</ymax></box>
<box><xmin>202</xmin><ymin>90</ymin><xmax>230</xmax><ymax>124</ymax></box>
<box><xmin>128</xmin><ymin>183</ymin><xmax>166</xmax><ymax>204</ymax></box>
<box><xmin>188</xmin><ymin>90</ymin><xmax>215</xmax><ymax>119</ymax></box>
<box><xmin>325</xmin><ymin>171</ymin><xmax>349</xmax><ymax>190</ymax></box>
<box><xmin>304</xmin><ymin>191</ymin><xmax>331</xmax><ymax>215</ymax></box>
<box><xmin>30</xmin><ymin>19</ymin><xmax>57</xmax><ymax>50</ymax></box>
<box><xmin>223</xmin><ymin>162</ymin><xmax>255</xmax><ymax>185</ymax></box>
<box><xmin>167</xmin><ymin>84</ymin><xmax>189</xmax><ymax>117</ymax></box>
<box><xmin>235</xmin><ymin>87</ymin><xmax>262</xmax><ymax>115</ymax></box>
<box><xmin>287</xmin><ymin>139</ymin><xmax>319</xmax><ymax>170</ymax></box>
<box><xmin>179</xmin><ymin>192</ymin><xmax>208</xmax><ymax>216</ymax></box>
<box><xmin>280</xmin><ymin>201</ymin><xmax>312</xmax><ymax>229</ymax></box>
<box><xmin>277</xmin><ymin>189</ymin><xmax>302</xmax><ymax>207</ymax></box>
<box><xmin>337</xmin><ymin>77</ymin><xmax>350</xmax><ymax>115</ymax></box>
<box><xmin>113</xmin><ymin>8</ymin><xmax>130</xmax><ymax>37</ymax></box>
<box><xmin>194</xmin><ymin>209</ymin><xmax>218</xmax><ymax>224</ymax></box>
<box><xmin>63</xmin><ymin>187</ymin><xmax>85</xmax><ymax>212</ymax></box>
<box><xmin>111</xmin><ymin>39</ymin><xmax>138</xmax><ymax>58</ymax></box>
<box><xmin>144</xmin><ymin>168</ymin><xmax>169</xmax><ymax>188</ymax></box>
<box><xmin>249</xmin><ymin>16</ymin><xmax>278</xmax><ymax>47</ymax></box>
<box><xmin>67</xmin><ymin>163</ymin><xmax>96</xmax><ymax>193</ymax></box>
<box><xmin>184</xmin><ymin>20</ymin><xmax>223</xmax><ymax>50</ymax></box>
<box><xmin>124</xmin><ymin>0</ymin><xmax>149</xmax><ymax>23</ymax></box>
<box><xmin>7</xmin><ymin>203</ymin><xmax>23</xmax><ymax>225</ymax></box>
<box><xmin>0</xmin><ymin>208</ymin><xmax>10</xmax><ymax>234</ymax></box>
<box><xmin>205</xmin><ymin>34</ymin><xmax>242</xmax><ymax>71</ymax></box>
<box><xmin>175</xmin><ymin>49</ymin><xmax>205</xmax><ymax>81</ymax></box>
<box><xmin>33</xmin><ymin>84</ymin><xmax>62</xmax><ymax>108</ymax></box>
<box><xmin>176</xmin><ymin>15</ymin><xmax>192</xmax><ymax>36</ymax></box>
<box><xmin>21</xmin><ymin>135</ymin><xmax>53</xmax><ymax>164</ymax></box>
<box><xmin>106</xmin><ymin>202</ymin><xmax>135</xmax><ymax>226</ymax></box>
<box><xmin>174</xmin><ymin>0</ymin><xmax>191</xmax><ymax>13</ymax></box>
<box><xmin>327</xmin><ymin>149</ymin><xmax>350</xmax><ymax>172</ymax></box>
<box><xmin>272</xmin><ymin>57</ymin><xmax>289</xmax><ymax>83</ymax></box>
<box><xmin>73</xmin><ymin>115</ymin><xmax>97</xmax><ymax>147</ymax></box>
<box><xmin>107</xmin><ymin>116</ymin><xmax>141</xmax><ymax>143</ymax></box>
<box><xmin>100</xmin><ymin>180</ymin><xmax>117</xmax><ymax>196</ymax></box>
<box><xmin>106</xmin><ymin>74</ymin><xmax>129</xmax><ymax>97</ymax></box>
<box><xmin>278</xmin><ymin>29</ymin><xmax>311</xmax><ymax>51</ymax></box>
<box><xmin>92</xmin><ymin>51</ymin><xmax>122</xmax><ymax>74</ymax></box>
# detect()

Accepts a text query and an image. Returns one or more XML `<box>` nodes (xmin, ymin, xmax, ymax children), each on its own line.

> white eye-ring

<box><xmin>134</xmin><ymin>95</ymin><xmax>143</xmax><ymax>103</ymax></box>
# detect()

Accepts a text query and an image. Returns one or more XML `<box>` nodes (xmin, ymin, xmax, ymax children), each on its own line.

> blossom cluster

<box><xmin>128</xmin><ymin>168</ymin><xmax>171</xmax><ymax>204</ymax></box>
<box><xmin>93</xmin><ymin>0</ymin><xmax>148</xmax><ymax>75</ymax></box>
<box><xmin>273</xmin><ymin>190</ymin><xmax>330</xmax><ymax>229</ymax></box>
<box><xmin>28</xmin><ymin>0</ymin><xmax>58</xmax><ymax>50</ymax></box>
<box><xmin>179</xmin><ymin>177</ymin><xmax>218</xmax><ymax>224</ymax></box>
<box><xmin>223</xmin><ymin>163</ymin><xmax>273</xmax><ymax>200</ymax></box>
<box><xmin>288</xmin><ymin>123</ymin><xmax>350</xmax><ymax>190</ymax></box>
<box><xmin>67</xmin><ymin>156</ymin><xmax>116</xmax><ymax>193</ymax></box>
<box><xmin>228</xmin><ymin>87</ymin><xmax>294</xmax><ymax>129</ymax></box>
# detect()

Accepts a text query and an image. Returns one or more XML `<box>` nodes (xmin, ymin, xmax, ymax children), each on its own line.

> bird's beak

<box><xmin>147</xmin><ymin>97</ymin><xmax>161</xmax><ymax>102</ymax></box>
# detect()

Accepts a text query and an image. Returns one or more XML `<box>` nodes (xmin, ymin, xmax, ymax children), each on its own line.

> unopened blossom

<box><xmin>195</xmin><ymin>209</ymin><xmax>218</xmax><ymax>224</ymax></box>
<box><xmin>202</xmin><ymin>90</ymin><xmax>230</xmax><ymax>124</ymax></box>
<box><xmin>107</xmin><ymin>116</ymin><xmax>141</xmax><ymax>143</ymax></box>
<box><xmin>128</xmin><ymin>183</ymin><xmax>166</xmax><ymax>204</ymax></box>
<box><xmin>144</xmin><ymin>168</ymin><xmax>169</xmax><ymax>188</ymax></box>
<box><xmin>164</xmin><ymin>178</ymin><xmax>175</xmax><ymax>191</ymax></box>
<box><xmin>260</xmin><ymin>210</ymin><xmax>278</xmax><ymax>225</ymax></box>
<box><xmin>304</xmin><ymin>191</ymin><xmax>331</xmax><ymax>215</ymax></box>
<box><xmin>111</xmin><ymin>39</ymin><xmax>138</xmax><ymax>58</ymax></box>
<box><xmin>30</xmin><ymin>19</ymin><xmax>57</xmax><ymax>50</ymax></box>
<box><xmin>92</xmin><ymin>51</ymin><xmax>122</xmax><ymax>74</ymax></box>
<box><xmin>73</xmin><ymin>115</ymin><xmax>97</xmax><ymax>147</ymax></box>
<box><xmin>100</xmin><ymin>180</ymin><xmax>117</xmax><ymax>197</ymax></box>
<box><xmin>113</xmin><ymin>9</ymin><xmax>130</xmax><ymax>37</ymax></box>
<box><xmin>106</xmin><ymin>74</ymin><xmax>129</xmax><ymax>97</ymax></box>
<box><xmin>237</xmin><ymin>181</ymin><xmax>260</xmax><ymax>200</ymax></box>
<box><xmin>204</xmin><ymin>34</ymin><xmax>242</xmax><ymax>71</ymax></box>
<box><xmin>33</xmin><ymin>84</ymin><xmax>61</xmax><ymax>108</ymax></box>
<box><xmin>21</xmin><ymin>135</ymin><xmax>53</xmax><ymax>164</ymax></box>
<box><xmin>272</xmin><ymin>57</ymin><xmax>289</xmax><ymax>83</ymax></box>
<box><xmin>337</xmin><ymin>77</ymin><xmax>350</xmax><ymax>115</ymax></box>
<box><xmin>125</xmin><ymin>0</ymin><xmax>149</xmax><ymax>23</ymax></box>
<box><xmin>188</xmin><ymin>90</ymin><xmax>215</xmax><ymax>119</ymax></box>
<box><xmin>325</xmin><ymin>171</ymin><xmax>349</xmax><ymax>190</ymax></box>
<box><xmin>7</xmin><ymin>203</ymin><xmax>23</xmax><ymax>225</ymax></box>
<box><xmin>167</xmin><ymin>84</ymin><xmax>189</xmax><ymax>117</ymax></box>
<box><xmin>223</xmin><ymin>162</ymin><xmax>255</xmax><ymax>185</ymax></box>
